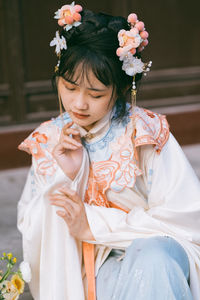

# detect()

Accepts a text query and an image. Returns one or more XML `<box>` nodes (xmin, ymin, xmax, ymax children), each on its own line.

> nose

<box><xmin>74</xmin><ymin>91</ymin><xmax>88</xmax><ymax>110</ymax></box>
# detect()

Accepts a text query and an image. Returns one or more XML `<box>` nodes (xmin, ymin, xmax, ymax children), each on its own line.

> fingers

<box><xmin>49</xmin><ymin>195</ymin><xmax>77</xmax><ymax>218</ymax></box>
<box><xmin>56</xmin><ymin>210</ymin><xmax>70</xmax><ymax>219</ymax></box>
<box><xmin>50</xmin><ymin>188</ymin><xmax>81</xmax><ymax>204</ymax></box>
<box><xmin>49</xmin><ymin>187</ymin><xmax>81</xmax><ymax>204</ymax></box>
<box><xmin>50</xmin><ymin>198</ymin><xmax>74</xmax><ymax>213</ymax></box>
<box><xmin>49</xmin><ymin>192</ymin><xmax>82</xmax><ymax>223</ymax></box>
<box><xmin>60</xmin><ymin>122</ymin><xmax>82</xmax><ymax>149</ymax></box>
<box><xmin>62</xmin><ymin>127</ymin><xmax>80</xmax><ymax>137</ymax></box>
<box><xmin>62</xmin><ymin>121</ymin><xmax>73</xmax><ymax>133</ymax></box>
<box><xmin>59</xmin><ymin>141</ymin><xmax>79</xmax><ymax>151</ymax></box>
<box><xmin>62</xmin><ymin>135</ymin><xmax>82</xmax><ymax>148</ymax></box>
<box><xmin>62</xmin><ymin>122</ymin><xmax>79</xmax><ymax>137</ymax></box>
<box><xmin>58</xmin><ymin>187</ymin><xmax>81</xmax><ymax>204</ymax></box>
<box><xmin>73</xmin><ymin>132</ymin><xmax>82</xmax><ymax>144</ymax></box>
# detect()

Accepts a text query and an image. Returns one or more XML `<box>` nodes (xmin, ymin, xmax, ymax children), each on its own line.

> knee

<box><xmin>128</xmin><ymin>236</ymin><xmax>170</xmax><ymax>255</ymax></box>
<box><xmin>140</xmin><ymin>237</ymin><xmax>189</xmax><ymax>277</ymax></box>
<box><xmin>143</xmin><ymin>238</ymin><xmax>171</xmax><ymax>265</ymax></box>
<box><xmin>127</xmin><ymin>236</ymin><xmax>173</xmax><ymax>266</ymax></box>
<box><xmin>125</xmin><ymin>236</ymin><xmax>190</xmax><ymax>283</ymax></box>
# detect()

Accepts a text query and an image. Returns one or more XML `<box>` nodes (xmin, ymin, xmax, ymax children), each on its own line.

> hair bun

<box><xmin>61</xmin><ymin>10</ymin><xmax>129</xmax><ymax>44</ymax></box>
<box><xmin>107</xmin><ymin>16</ymin><xmax>129</xmax><ymax>34</ymax></box>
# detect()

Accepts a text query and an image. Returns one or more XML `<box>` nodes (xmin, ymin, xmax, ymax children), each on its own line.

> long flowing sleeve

<box><xmin>17</xmin><ymin>146</ymin><xmax>90</xmax><ymax>300</ymax></box>
<box><xmin>84</xmin><ymin>133</ymin><xmax>200</xmax><ymax>299</ymax></box>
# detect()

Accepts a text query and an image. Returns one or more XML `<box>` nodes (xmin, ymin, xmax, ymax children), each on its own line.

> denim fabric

<box><xmin>96</xmin><ymin>236</ymin><xmax>193</xmax><ymax>300</ymax></box>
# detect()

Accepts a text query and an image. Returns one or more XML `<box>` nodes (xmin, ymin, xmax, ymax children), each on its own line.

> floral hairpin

<box><xmin>54</xmin><ymin>1</ymin><xmax>83</xmax><ymax>31</ymax></box>
<box><xmin>50</xmin><ymin>31</ymin><xmax>67</xmax><ymax>72</ymax></box>
<box><xmin>116</xmin><ymin>13</ymin><xmax>152</xmax><ymax>90</ymax></box>
<box><xmin>50</xmin><ymin>2</ymin><xmax>83</xmax><ymax>71</ymax></box>
<box><xmin>50</xmin><ymin>31</ymin><xmax>67</xmax><ymax>56</ymax></box>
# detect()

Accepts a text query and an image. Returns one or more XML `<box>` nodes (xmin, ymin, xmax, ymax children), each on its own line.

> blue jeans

<box><xmin>96</xmin><ymin>236</ymin><xmax>193</xmax><ymax>300</ymax></box>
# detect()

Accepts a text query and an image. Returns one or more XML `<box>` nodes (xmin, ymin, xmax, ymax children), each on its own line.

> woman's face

<box><xmin>57</xmin><ymin>66</ymin><xmax>116</xmax><ymax>131</ymax></box>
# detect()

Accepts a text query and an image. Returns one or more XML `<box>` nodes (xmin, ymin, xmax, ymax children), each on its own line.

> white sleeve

<box><xmin>17</xmin><ymin>146</ymin><xmax>89</xmax><ymax>234</ymax></box>
<box><xmin>17</xmin><ymin>147</ymin><xmax>89</xmax><ymax>300</ymax></box>
<box><xmin>84</xmin><ymin>133</ymin><xmax>200</xmax><ymax>249</ymax></box>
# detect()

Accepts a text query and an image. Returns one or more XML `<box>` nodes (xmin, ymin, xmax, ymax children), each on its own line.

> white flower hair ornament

<box><xmin>50</xmin><ymin>2</ymin><xmax>82</xmax><ymax>71</ymax></box>
<box><xmin>50</xmin><ymin>31</ymin><xmax>67</xmax><ymax>56</ymax></box>
<box><xmin>116</xmin><ymin>13</ymin><xmax>152</xmax><ymax>91</ymax></box>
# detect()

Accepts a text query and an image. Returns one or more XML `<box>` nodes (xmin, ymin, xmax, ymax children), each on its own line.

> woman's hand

<box><xmin>49</xmin><ymin>185</ymin><xmax>95</xmax><ymax>241</ymax></box>
<box><xmin>52</xmin><ymin>122</ymin><xmax>83</xmax><ymax>180</ymax></box>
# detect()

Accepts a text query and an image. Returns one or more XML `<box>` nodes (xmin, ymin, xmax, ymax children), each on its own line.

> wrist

<box><xmin>81</xmin><ymin>221</ymin><xmax>95</xmax><ymax>241</ymax></box>
<box><xmin>60</xmin><ymin>166</ymin><xmax>79</xmax><ymax>181</ymax></box>
<box><xmin>64</xmin><ymin>170</ymin><xmax>77</xmax><ymax>181</ymax></box>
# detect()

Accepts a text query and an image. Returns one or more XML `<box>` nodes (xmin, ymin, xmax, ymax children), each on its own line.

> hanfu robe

<box><xmin>17</xmin><ymin>105</ymin><xmax>200</xmax><ymax>300</ymax></box>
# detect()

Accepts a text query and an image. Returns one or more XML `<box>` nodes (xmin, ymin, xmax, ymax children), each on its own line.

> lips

<box><xmin>72</xmin><ymin>112</ymin><xmax>90</xmax><ymax>119</ymax></box>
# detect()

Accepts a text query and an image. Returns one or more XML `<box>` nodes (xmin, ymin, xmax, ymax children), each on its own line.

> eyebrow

<box><xmin>64</xmin><ymin>79</ymin><xmax>107</xmax><ymax>92</ymax></box>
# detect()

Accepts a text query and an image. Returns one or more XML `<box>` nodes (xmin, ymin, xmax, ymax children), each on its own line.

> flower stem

<box><xmin>0</xmin><ymin>267</ymin><xmax>11</xmax><ymax>283</ymax></box>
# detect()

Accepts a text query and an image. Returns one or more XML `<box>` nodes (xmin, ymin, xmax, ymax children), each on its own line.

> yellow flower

<box><xmin>3</xmin><ymin>252</ymin><xmax>6</xmax><ymax>257</ymax></box>
<box><xmin>7</xmin><ymin>253</ymin><xmax>13</xmax><ymax>260</ymax></box>
<box><xmin>11</xmin><ymin>274</ymin><xmax>25</xmax><ymax>294</ymax></box>
<box><xmin>13</xmin><ymin>257</ymin><xmax>17</xmax><ymax>264</ymax></box>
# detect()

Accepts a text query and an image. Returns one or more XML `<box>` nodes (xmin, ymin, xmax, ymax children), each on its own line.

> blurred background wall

<box><xmin>0</xmin><ymin>0</ymin><xmax>200</xmax><ymax>169</ymax></box>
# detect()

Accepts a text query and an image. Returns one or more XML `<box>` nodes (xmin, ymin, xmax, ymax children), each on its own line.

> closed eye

<box><xmin>90</xmin><ymin>94</ymin><xmax>104</xmax><ymax>99</ymax></box>
<box><xmin>65</xmin><ymin>86</ymin><xmax>75</xmax><ymax>91</ymax></box>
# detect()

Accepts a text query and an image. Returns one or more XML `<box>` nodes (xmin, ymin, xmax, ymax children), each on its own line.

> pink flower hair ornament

<box><xmin>54</xmin><ymin>1</ymin><xmax>83</xmax><ymax>31</ymax></box>
<box><xmin>116</xmin><ymin>13</ymin><xmax>152</xmax><ymax>90</ymax></box>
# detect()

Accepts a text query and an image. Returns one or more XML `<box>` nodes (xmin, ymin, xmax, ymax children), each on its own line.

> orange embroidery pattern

<box><xmin>84</xmin><ymin>107</ymin><xmax>169</xmax><ymax>208</ymax></box>
<box><xmin>85</xmin><ymin>123</ymin><xmax>142</xmax><ymax>207</ymax></box>
<box><xmin>32</xmin><ymin>131</ymin><xmax>48</xmax><ymax>144</ymax></box>
<box><xmin>19</xmin><ymin>125</ymin><xmax>58</xmax><ymax>177</ymax></box>
<box><xmin>134</xmin><ymin>108</ymin><xmax>169</xmax><ymax>153</ymax></box>
<box><xmin>21</xmin><ymin>135</ymin><xmax>57</xmax><ymax>177</ymax></box>
<box><xmin>85</xmin><ymin>161</ymin><xmax>119</xmax><ymax>207</ymax></box>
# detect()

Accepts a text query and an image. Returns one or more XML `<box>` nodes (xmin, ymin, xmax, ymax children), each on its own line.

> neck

<box><xmin>83</xmin><ymin>121</ymin><xmax>98</xmax><ymax>131</ymax></box>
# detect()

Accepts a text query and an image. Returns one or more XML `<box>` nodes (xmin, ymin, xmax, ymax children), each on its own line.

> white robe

<box><xmin>17</xmin><ymin>107</ymin><xmax>200</xmax><ymax>300</ymax></box>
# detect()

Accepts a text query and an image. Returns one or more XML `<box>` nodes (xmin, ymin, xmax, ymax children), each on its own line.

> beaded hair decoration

<box><xmin>116</xmin><ymin>13</ymin><xmax>152</xmax><ymax>104</ymax></box>
<box><xmin>50</xmin><ymin>2</ymin><xmax>152</xmax><ymax>105</ymax></box>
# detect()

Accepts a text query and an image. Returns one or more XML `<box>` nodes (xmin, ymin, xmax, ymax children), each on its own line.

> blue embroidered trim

<box><xmin>51</xmin><ymin>112</ymin><xmax>71</xmax><ymax>129</ymax></box>
<box><xmin>147</xmin><ymin>168</ymin><xmax>154</xmax><ymax>194</ymax></box>
<box><xmin>82</xmin><ymin>122</ymin><xmax>115</xmax><ymax>152</ymax></box>
<box><xmin>50</xmin><ymin>104</ymin><xmax>131</xmax><ymax>153</ymax></box>
<box><xmin>82</xmin><ymin>115</ymin><xmax>130</xmax><ymax>152</ymax></box>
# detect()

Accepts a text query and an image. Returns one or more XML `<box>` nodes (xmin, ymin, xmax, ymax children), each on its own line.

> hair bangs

<box><xmin>59</xmin><ymin>46</ymin><xmax>115</xmax><ymax>88</ymax></box>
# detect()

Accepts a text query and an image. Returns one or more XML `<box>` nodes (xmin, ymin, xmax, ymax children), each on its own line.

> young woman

<box><xmin>17</xmin><ymin>3</ymin><xmax>200</xmax><ymax>300</ymax></box>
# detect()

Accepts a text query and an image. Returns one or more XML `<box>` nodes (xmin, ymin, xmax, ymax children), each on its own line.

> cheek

<box><xmin>93</xmin><ymin>99</ymin><xmax>112</xmax><ymax>117</ymax></box>
<box><xmin>62</xmin><ymin>101</ymin><xmax>69</xmax><ymax>112</ymax></box>
<box><xmin>61</xmin><ymin>98</ymin><xmax>70</xmax><ymax>111</ymax></box>
<box><xmin>60</xmin><ymin>90</ymin><xmax>72</xmax><ymax>110</ymax></box>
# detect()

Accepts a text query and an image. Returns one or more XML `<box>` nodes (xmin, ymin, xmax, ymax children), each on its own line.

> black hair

<box><xmin>52</xmin><ymin>9</ymin><xmax>143</xmax><ymax>120</ymax></box>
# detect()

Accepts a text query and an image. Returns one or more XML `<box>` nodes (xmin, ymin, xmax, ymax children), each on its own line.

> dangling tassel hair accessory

<box><xmin>116</xmin><ymin>12</ymin><xmax>152</xmax><ymax>111</ymax></box>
